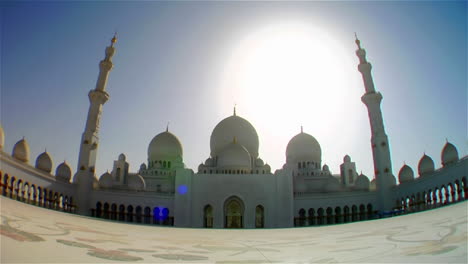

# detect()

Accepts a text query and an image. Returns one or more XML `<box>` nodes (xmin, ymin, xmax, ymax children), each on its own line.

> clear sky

<box><xmin>1</xmin><ymin>1</ymin><xmax>466</xmax><ymax>181</ymax></box>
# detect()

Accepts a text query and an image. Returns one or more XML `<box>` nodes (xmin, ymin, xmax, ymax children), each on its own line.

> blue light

<box><xmin>177</xmin><ymin>185</ymin><xmax>188</xmax><ymax>195</ymax></box>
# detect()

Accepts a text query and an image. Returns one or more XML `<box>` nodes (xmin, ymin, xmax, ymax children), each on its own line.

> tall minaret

<box><xmin>355</xmin><ymin>35</ymin><xmax>395</xmax><ymax>212</ymax></box>
<box><xmin>73</xmin><ymin>35</ymin><xmax>117</xmax><ymax>215</ymax></box>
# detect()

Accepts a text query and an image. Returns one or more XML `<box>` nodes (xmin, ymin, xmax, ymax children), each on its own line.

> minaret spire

<box><xmin>356</xmin><ymin>36</ymin><xmax>395</xmax><ymax>212</ymax></box>
<box><xmin>73</xmin><ymin>35</ymin><xmax>117</xmax><ymax>215</ymax></box>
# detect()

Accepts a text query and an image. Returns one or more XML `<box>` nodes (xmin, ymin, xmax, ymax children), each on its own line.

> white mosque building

<box><xmin>0</xmin><ymin>35</ymin><xmax>466</xmax><ymax>228</ymax></box>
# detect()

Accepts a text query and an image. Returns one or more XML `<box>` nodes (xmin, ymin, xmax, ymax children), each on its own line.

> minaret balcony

<box><xmin>88</xmin><ymin>90</ymin><xmax>109</xmax><ymax>104</ymax></box>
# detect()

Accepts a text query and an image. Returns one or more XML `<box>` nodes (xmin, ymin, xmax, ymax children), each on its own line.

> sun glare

<box><xmin>220</xmin><ymin>22</ymin><xmax>361</xmax><ymax>166</ymax></box>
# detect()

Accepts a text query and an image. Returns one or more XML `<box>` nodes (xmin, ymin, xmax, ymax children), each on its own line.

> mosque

<box><xmin>0</xmin><ymin>35</ymin><xmax>466</xmax><ymax>229</ymax></box>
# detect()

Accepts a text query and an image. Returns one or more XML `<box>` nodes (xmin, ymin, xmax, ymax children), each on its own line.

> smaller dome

<box><xmin>418</xmin><ymin>154</ymin><xmax>435</xmax><ymax>176</ymax></box>
<box><xmin>255</xmin><ymin>158</ymin><xmax>264</xmax><ymax>167</ymax></box>
<box><xmin>217</xmin><ymin>139</ymin><xmax>251</xmax><ymax>169</ymax></box>
<box><xmin>264</xmin><ymin>163</ymin><xmax>271</xmax><ymax>173</ymax></box>
<box><xmin>12</xmin><ymin>138</ymin><xmax>30</xmax><ymax>162</ymax></box>
<box><xmin>343</xmin><ymin>155</ymin><xmax>351</xmax><ymax>163</ymax></box>
<box><xmin>370</xmin><ymin>178</ymin><xmax>376</xmax><ymax>191</ymax></box>
<box><xmin>128</xmin><ymin>174</ymin><xmax>146</xmax><ymax>191</ymax></box>
<box><xmin>322</xmin><ymin>164</ymin><xmax>330</xmax><ymax>172</ymax></box>
<box><xmin>99</xmin><ymin>171</ymin><xmax>113</xmax><ymax>188</ymax></box>
<box><xmin>441</xmin><ymin>142</ymin><xmax>459</xmax><ymax>167</ymax></box>
<box><xmin>56</xmin><ymin>161</ymin><xmax>72</xmax><ymax>182</ymax></box>
<box><xmin>0</xmin><ymin>125</ymin><xmax>4</xmax><ymax>150</ymax></box>
<box><xmin>286</xmin><ymin>132</ymin><xmax>321</xmax><ymax>164</ymax></box>
<box><xmin>354</xmin><ymin>174</ymin><xmax>370</xmax><ymax>190</ymax></box>
<box><xmin>204</xmin><ymin>157</ymin><xmax>214</xmax><ymax>167</ymax></box>
<box><xmin>140</xmin><ymin>163</ymin><xmax>147</xmax><ymax>171</ymax></box>
<box><xmin>325</xmin><ymin>177</ymin><xmax>340</xmax><ymax>192</ymax></box>
<box><xmin>148</xmin><ymin>131</ymin><xmax>183</xmax><ymax>162</ymax></box>
<box><xmin>198</xmin><ymin>163</ymin><xmax>205</xmax><ymax>173</ymax></box>
<box><xmin>118</xmin><ymin>153</ymin><xmax>126</xmax><ymax>161</ymax></box>
<box><xmin>398</xmin><ymin>165</ymin><xmax>414</xmax><ymax>183</ymax></box>
<box><xmin>36</xmin><ymin>151</ymin><xmax>53</xmax><ymax>173</ymax></box>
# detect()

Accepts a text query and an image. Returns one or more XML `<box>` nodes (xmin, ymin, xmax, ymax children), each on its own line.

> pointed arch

<box><xmin>204</xmin><ymin>204</ymin><xmax>213</xmax><ymax>228</ymax></box>
<box><xmin>351</xmin><ymin>205</ymin><xmax>358</xmax><ymax>221</ymax></box>
<box><xmin>224</xmin><ymin>196</ymin><xmax>244</xmax><ymax>228</ymax></box>
<box><xmin>255</xmin><ymin>205</ymin><xmax>264</xmax><ymax>228</ymax></box>
<box><xmin>335</xmin><ymin>207</ymin><xmax>342</xmax><ymax>224</ymax></box>
<box><xmin>111</xmin><ymin>203</ymin><xmax>117</xmax><ymax>220</ymax></box>
<box><xmin>127</xmin><ymin>205</ymin><xmax>134</xmax><ymax>222</ymax></box>
<box><xmin>136</xmin><ymin>206</ymin><xmax>142</xmax><ymax>223</ymax></box>
<box><xmin>298</xmin><ymin>208</ymin><xmax>306</xmax><ymax>226</ymax></box>
<box><xmin>119</xmin><ymin>204</ymin><xmax>125</xmax><ymax>221</ymax></box>
<box><xmin>144</xmin><ymin>206</ymin><xmax>151</xmax><ymax>224</ymax></box>
<box><xmin>343</xmin><ymin>206</ymin><xmax>350</xmax><ymax>223</ymax></box>
<box><xmin>317</xmin><ymin>208</ymin><xmax>325</xmax><ymax>225</ymax></box>
<box><xmin>308</xmin><ymin>208</ymin><xmax>315</xmax><ymax>226</ymax></box>
<box><xmin>103</xmin><ymin>203</ymin><xmax>110</xmax><ymax>219</ymax></box>
<box><xmin>96</xmin><ymin>202</ymin><xmax>102</xmax><ymax>218</ymax></box>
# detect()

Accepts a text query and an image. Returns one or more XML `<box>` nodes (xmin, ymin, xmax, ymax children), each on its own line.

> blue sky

<box><xmin>1</xmin><ymin>1</ymin><xmax>466</xmax><ymax>180</ymax></box>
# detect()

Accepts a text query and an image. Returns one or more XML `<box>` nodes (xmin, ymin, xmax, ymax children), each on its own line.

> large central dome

<box><xmin>210</xmin><ymin>113</ymin><xmax>259</xmax><ymax>159</ymax></box>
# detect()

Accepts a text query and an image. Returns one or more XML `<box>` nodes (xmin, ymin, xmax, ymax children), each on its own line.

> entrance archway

<box><xmin>224</xmin><ymin>196</ymin><xmax>244</xmax><ymax>228</ymax></box>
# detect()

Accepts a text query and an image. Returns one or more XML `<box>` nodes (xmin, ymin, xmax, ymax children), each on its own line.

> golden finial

<box><xmin>233</xmin><ymin>136</ymin><xmax>237</xmax><ymax>144</ymax></box>
<box><xmin>233</xmin><ymin>104</ymin><xmax>237</xmax><ymax>116</ymax></box>
<box><xmin>111</xmin><ymin>32</ymin><xmax>117</xmax><ymax>46</ymax></box>
<box><xmin>166</xmin><ymin>122</ymin><xmax>169</xmax><ymax>132</ymax></box>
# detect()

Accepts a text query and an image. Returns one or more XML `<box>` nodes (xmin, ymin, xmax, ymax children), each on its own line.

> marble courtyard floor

<box><xmin>1</xmin><ymin>196</ymin><xmax>467</xmax><ymax>263</ymax></box>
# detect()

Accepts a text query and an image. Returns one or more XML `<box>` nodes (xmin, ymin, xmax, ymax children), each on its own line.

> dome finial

<box><xmin>354</xmin><ymin>32</ymin><xmax>361</xmax><ymax>49</ymax></box>
<box><xmin>166</xmin><ymin>122</ymin><xmax>169</xmax><ymax>132</ymax></box>
<box><xmin>233</xmin><ymin>104</ymin><xmax>237</xmax><ymax>116</ymax></box>
<box><xmin>233</xmin><ymin>136</ymin><xmax>237</xmax><ymax>144</ymax></box>
<box><xmin>301</xmin><ymin>125</ymin><xmax>303</xmax><ymax>133</ymax></box>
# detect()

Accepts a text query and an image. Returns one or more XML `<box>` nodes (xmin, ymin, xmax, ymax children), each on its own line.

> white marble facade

<box><xmin>0</xmin><ymin>37</ymin><xmax>466</xmax><ymax>229</ymax></box>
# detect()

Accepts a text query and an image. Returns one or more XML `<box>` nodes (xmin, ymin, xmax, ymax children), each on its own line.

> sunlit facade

<box><xmin>0</xmin><ymin>36</ymin><xmax>466</xmax><ymax>228</ymax></box>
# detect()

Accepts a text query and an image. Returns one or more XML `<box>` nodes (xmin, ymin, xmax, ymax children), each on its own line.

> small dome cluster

<box><xmin>199</xmin><ymin>113</ymin><xmax>270</xmax><ymax>174</ymax></box>
<box><xmin>217</xmin><ymin>138</ymin><xmax>251</xmax><ymax>169</ymax></box>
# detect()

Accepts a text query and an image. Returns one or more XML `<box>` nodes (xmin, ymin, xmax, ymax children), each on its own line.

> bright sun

<box><xmin>220</xmin><ymin>22</ymin><xmax>361</xmax><ymax>167</ymax></box>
